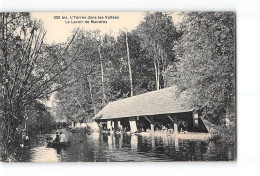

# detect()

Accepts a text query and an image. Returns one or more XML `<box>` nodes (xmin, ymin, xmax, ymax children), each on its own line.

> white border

<box><xmin>1</xmin><ymin>0</ymin><xmax>260</xmax><ymax>175</ymax></box>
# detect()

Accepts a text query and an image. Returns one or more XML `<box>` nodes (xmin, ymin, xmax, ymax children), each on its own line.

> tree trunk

<box><xmin>1</xmin><ymin>12</ymin><xmax>10</xmax><ymax>156</ymax></box>
<box><xmin>157</xmin><ymin>62</ymin><xmax>160</xmax><ymax>90</ymax></box>
<box><xmin>162</xmin><ymin>52</ymin><xmax>167</xmax><ymax>88</ymax></box>
<box><xmin>74</xmin><ymin>97</ymin><xmax>88</xmax><ymax>114</ymax></box>
<box><xmin>153</xmin><ymin>60</ymin><xmax>159</xmax><ymax>90</ymax></box>
<box><xmin>98</xmin><ymin>45</ymin><xmax>106</xmax><ymax>105</ymax></box>
<box><xmin>125</xmin><ymin>31</ymin><xmax>133</xmax><ymax>97</ymax></box>
<box><xmin>87</xmin><ymin>76</ymin><xmax>96</xmax><ymax>115</ymax></box>
<box><xmin>154</xmin><ymin>45</ymin><xmax>162</xmax><ymax>90</ymax></box>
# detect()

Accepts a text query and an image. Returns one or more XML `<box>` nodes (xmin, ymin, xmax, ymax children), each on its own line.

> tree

<box><xmin>0</xmin><ymin>12</ymin><xmax>79</xmax><ymax>161</ymax></box>
<box><xmin>113</xmin><ymin>30</ymin><xmax>153</xmax><ymax>96</ymax></box>
<box><xmin>174</xmin><ymin>12</ymin><xmax>235</xmax><ymax>125</ymax></box>
<box><xmin>125</xmin><ymin>31</ymin><xmax>133</xmax><ymax>97</ymax></box>
<box><xmin>53</xmin><ymin>30</ymin><xmax>108</xmax><ymax>123</ymax></box>
<box><xmin>136</xmin><ymin>12</ymin><xmax>181</xmax><ymax>90</ymax></box>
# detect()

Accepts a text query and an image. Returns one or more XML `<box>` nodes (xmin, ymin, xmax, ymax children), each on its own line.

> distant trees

<box><xmin>53</xmin><ymin>30</ymin><xmax>103</xmax><ymax>123</ymax></box>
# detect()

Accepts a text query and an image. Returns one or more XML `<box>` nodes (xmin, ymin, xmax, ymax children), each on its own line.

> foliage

<box><xmin>136</xmin><ymin>12</ymin><xmax>181</xmax><ymax>89</ymax></box>
<box><xmin>0</xmin><ymin>12</ymin><xmax>78</xmax><ymax>161</ymax></box>
<box><xmin>173</xmin><ymin>12</ymin><xmax>235</xmax><ymax>125</ymax></box>
<box><xmin>53</xmin><ymin>12</ymin><xmax>181</xmax><ymax>123</ymax></box>
<box><xmin>24</xmin><ymin>101</ymin><xmax>56</xmax><ymax>135</ymax></box>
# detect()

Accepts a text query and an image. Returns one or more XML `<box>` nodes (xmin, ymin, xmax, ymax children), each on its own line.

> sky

<box><xmin>31</xmin><ymin>12</ymin><xmax>182</xmax><ymax>44</ymax></box>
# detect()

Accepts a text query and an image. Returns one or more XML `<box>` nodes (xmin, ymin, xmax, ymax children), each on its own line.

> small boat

<box><xmin>47</xmin><ymin>141</ymin><xmax>70</xmax><ymax>148</ymax></box>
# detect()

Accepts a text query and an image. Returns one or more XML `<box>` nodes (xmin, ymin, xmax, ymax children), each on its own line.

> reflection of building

<box><xmin>93</xmin><ymin>87</ymin><xmax>209</xmax><ymax>136</ymax></box>
<box><xmin>70</xmin><ymin>110</ymin><xmax>87</xmax><ymax>128</ymax></box>
<box><xmin>71</xmin><ymin>118</ymin><xmax>87</xmax><ymax>128</ymax></box>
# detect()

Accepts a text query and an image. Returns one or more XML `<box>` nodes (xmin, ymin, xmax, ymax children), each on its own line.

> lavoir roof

<box><xmin>93</xmin><ymin>86</ymin><xmax>193</xmax><ymax>120</ymax></box>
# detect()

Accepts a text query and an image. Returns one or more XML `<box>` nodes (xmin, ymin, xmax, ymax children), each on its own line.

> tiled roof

<box><xmin>93</xmin><ymin>86</ymin><xmax>193</xmax><ymax>120</ymax></box>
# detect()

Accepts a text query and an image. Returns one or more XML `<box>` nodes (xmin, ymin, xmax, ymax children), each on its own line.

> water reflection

<box><xmin>20</xmin><ymin>129</ymin><xmax>234</xmax><ymax>162</ymax></box>
<box><xmin>119</xmin><ymin>134</ymin><xmax>123</xmax><ymax>149</ymax></box>
<box><xmin>175</xmin><ymin>137</ymin><xmax>179</xmax><ymax>151</ymax></box>
<box><xmin>107</xmin><ymin>135</ymin><xmax>113</xmax><ymax>151</ymax></box>
<box><xmin>30</xmin><ymin>147</ymin><xmax>60</xmax><ymax>162</ymax></box>
<box><xmin>131</xmin><ymin>135</ymin><xmax>138</xmax><ymax>151</ymax></box>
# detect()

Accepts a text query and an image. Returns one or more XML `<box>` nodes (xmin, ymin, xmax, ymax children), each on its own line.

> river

<box><xmin>17</xmin><ymin>128</ymin><xmax>234</xmax><ymax>162</ymax></box>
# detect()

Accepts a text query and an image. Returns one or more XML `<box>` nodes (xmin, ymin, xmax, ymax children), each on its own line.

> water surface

<box><xmin>18</xmin><ymin>129</ymin><xmax>234</xmax><ymax>162</ymax></box>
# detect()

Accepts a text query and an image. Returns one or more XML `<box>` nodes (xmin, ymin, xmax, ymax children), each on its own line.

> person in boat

<box><xmin>53</xmin><ymin>132</ymin><xmax>60</xmax><ymax>142</ymax></box>
<box><xmin>60</xmin><ymin>132</ymin><xmax>67</xmax><ymax>142</ymax></box>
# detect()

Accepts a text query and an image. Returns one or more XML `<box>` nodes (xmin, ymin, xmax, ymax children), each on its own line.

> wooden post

<box><xmin>107</xmin><ymin>120</ymin><xmax>112</xmax><ymax>131</ymax></box>
<box><xmin>150</xmin><ymin>116</ymin><xmax>154</xmax><ymax>133</ymax></box>
<box><xmin>118</xmin><ymin>120</ymin><xmax>123</xmax><ymax>130</ymax></box>
<box><xmin>111</xmin><ymin>120</ymin><xmax>115</xmax><ymax>131</ymax></box>
<box><xmin>193</xmin><ymin>111</ymin><xmax>199</xmax><ymax>126</ymax></box>
<box><xmin>173</xmin><ymin>115</ymin><xmax>178</xmax><ymax>134</ymax></box>
<box><xmin>129</xmin><ymin>117</ymin><xmax>137</xmax><ymax>133</ymax></box>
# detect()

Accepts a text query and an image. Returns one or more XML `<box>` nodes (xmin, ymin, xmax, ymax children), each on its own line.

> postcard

<box><xmin>0</xmin><ymin>12</ymin><xmax>235</xmax><ymax>162</ymax></box>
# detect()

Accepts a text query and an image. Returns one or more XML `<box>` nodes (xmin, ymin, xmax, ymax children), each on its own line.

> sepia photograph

<box><xmin>0</xmin><ymin>11</ymin><xmax>236</xmax><ymax>162</ymax></box>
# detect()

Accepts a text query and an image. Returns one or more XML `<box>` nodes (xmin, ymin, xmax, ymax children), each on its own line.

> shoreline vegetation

<box><xmin>0</xmin><ymin>12</ymin><xmax>235</xmax><ymax>162</ymax></box>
